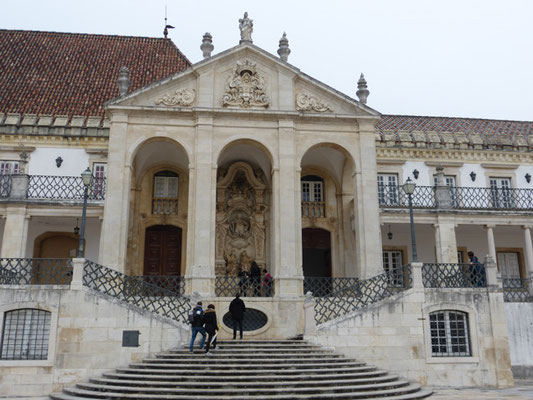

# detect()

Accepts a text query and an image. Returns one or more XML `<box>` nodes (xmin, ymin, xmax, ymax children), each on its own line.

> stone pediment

<box><xmin>106</xmin><ymin>44</ymin><xmax>379</xmax><ymax>118</ymax></box>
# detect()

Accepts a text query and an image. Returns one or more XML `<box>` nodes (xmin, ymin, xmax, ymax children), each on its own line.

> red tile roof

<box><xmin>377</xmin><ymin>115</ymin><xmax>533</xmax><ymax>139</ymax></box>
<box><xmin>0</xmin><ymin>29</ymin><xmax>190</xmax><ymax>120</ymax></box>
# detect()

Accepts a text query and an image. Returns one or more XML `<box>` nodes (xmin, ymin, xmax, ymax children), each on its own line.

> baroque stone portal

<box><xmin>215</xmin><ymin>162</ymin><xmax>268</xmax><ymax>276</ymax></box>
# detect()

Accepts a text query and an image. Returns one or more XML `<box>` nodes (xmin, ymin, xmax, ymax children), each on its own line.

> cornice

<box><xmin>376</xmin><ymin>147</ymin><xmax>533</xmax><ymax>164</ymax></box>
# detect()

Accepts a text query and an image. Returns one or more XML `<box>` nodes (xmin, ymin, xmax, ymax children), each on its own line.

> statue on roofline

<box><xmin>239</xmin><ymin>12</ymin><xmax>253</xmax><ymax>43</ymax></box>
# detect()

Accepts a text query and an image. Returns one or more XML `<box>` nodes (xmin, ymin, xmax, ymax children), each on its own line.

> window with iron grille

<box><xmin>0</xmin><ymin>309</ymin><xmax>51</xmax><ymax>360</ymax></box>
<box><xmin>429</xmin><ymin>310</ymin><xmax>471</xmax><ymax>357</ymax></box>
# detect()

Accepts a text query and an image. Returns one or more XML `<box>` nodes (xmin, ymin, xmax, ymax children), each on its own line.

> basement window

<box><xmin>0</xmin><ymin>309</ymin><xmax>51</xmax><ymax>360</ymax></box>
<box><xmin>429</xmin><ymin>310</ymin><xmax>471</xmax><ymax>357</ymax></box>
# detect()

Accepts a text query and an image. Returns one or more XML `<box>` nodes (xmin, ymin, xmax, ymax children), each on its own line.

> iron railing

<box><xmin>215</xmin><ymin>275</ymin><xmax>273</xmax><ymax>297</ymax></box>
<box><xmin>135</xmin><ymin>275</ymin><xmax>185</xmax><ymax>295</ymax></box>
<box><xmin>304</xmin><ymin>277</ymin><xmax>360</xmax><ymax>297</ymax></box>
<box><xmin>422</xmin><ymin>263</ymin><xmax>486</xmax><ymax>288</ymax></box>
<box><xmin>379</xmin><ymin>185</ymin><xmax>533</xmax><ymax>211</ymax></box>
<box><xmin>0</xmin><ymin>258</ymin><xmax>72</xmax><ymax>285</ymax></box>
<box><xmin>301</xmin><ymin>201</ymin><xmax>326</xmax><ymax>218</ymax></box>
<box><xmin>0</xmin><ymin>174</ymin><xmax>12</xmax><ymax>198</ymax></box>
<box><xmin>379</xmin><ymin>185</ymin><xmax>436</xmax><ymax>208</ymax></box>
<box><xmin>83</xmin><ymin>260</ymin><xmax>190</xmax><ymax>322</ymax></box>
<box><xmin>27</xmin><ymin>175</ymin><xmax>106</xmax><ymax>201</ymax></box>
<box><xmin>314</xmin><ymin>265</ymin><xmax>412</xmax><ymax>324</ymax></box>
<box><xmin>503</xmin><ymin>277</ymin><xmax>533</xmax><ymax>302</ymax></box>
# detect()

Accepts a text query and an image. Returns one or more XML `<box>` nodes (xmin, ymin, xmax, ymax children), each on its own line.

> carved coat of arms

<box><xmin>222</xmin><ymin>59</ymin><xmax>269</xmax><ymax>108</ymax></box>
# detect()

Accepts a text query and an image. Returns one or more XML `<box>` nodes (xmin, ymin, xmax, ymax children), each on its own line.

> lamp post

<box><xmin>78</xmin><ymin>167</ymin><xmax>94</xmax><ymax>258</ymax></box>
<box><xmin>402</xmin><ymin>177</ymin><xmax>418</xmax><ymax>262</ymax></box>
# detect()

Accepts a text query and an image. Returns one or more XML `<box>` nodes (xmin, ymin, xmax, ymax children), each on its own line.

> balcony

<box><xmin>379</xmin><ymin>185</ymin><xmax>533</xmax><ymax>211</ymax></box>
<box><xmin>301</xmin><ymin>201</ymin><xmax>326</xmax><ymax>218</ymax></box>
<box><xmin>0</xmin><ymin>174</ymin><xmax>106</xmax><ymax>203</ymax></box>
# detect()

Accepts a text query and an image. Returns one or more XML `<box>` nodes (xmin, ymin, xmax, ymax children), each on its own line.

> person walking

<box><xmin>250</xmin><ymin>261</ymin><xmax>261</xmax><ymax>296</ymax></box>
<box><xmin>229</xmin><ymin>293</ymin><xmax>246</xmax><ymax>340</ymax></box>
<box><xmin>204</xmin><ymin>304</ymin><xmax>218</xmax><ymax>355</ymax></box>
<box><xmin>237</xmin><ymin>267</ymin><xmax>249</xmax><ymax>296</ymax></box>
<box><xmin>468</xmin><ymin>251</ymin><xmax>486</xmax><ymax>287</ymax></box>
<box><xmin>188</xmin><ymin>301</ymin><xmax>206</xmax><ymax>353</ymax></box>
<box><xmin>262</xmin><ymin>269</ymin><xmax>272</xmax><ymax>297</ymax></box>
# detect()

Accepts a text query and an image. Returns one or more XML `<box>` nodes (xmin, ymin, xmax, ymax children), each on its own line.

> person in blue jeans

<box><xmin>189</xmin><ymin>301</ymin><xmax>206</xmax><ymax>353</ymax></box>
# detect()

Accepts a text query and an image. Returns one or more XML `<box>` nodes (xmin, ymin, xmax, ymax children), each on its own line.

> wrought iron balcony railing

<box><xmin>0</xmin><ymin>258</ymin><xmax>72</xmax><ymax>285</ymax></box>
<box><xmin>0</xmin><ymin>174</ymin><xmax>12</xmax><ymax>198</ymax></box>
<box><xmin>379</xmin><ymin>185</ymin><xmax>533</xmax><ymax>211</ymax></box>
<box><xmin>28</xmin><ymin>175</ymin><xmax>106</xmax><ymax>201</ymax></box>
<box><xmin>503</xmin><ymin>277</ymin><xmax>533</xmax><ymax>302</ymax></box>
<box><xmin>422</xmin><ymin>263</ymin><xmax>487</xmax><ymax>288</ymax></box>
<box><xmin>215</xmin><ymin>275</ymin><xmax>273</xmax><ymax>297</ymax></box>
<box><xmin>301</xmin><ymin>201</ymin><xmax>326</xmax><ymax>218</ymax></box>
<box><xmin>313</xmin><ymin>265</ymin><xmax>412</xmax><ymax>324</ymax></box>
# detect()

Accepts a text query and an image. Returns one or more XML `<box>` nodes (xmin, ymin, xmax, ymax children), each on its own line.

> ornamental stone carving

<box><xmin>222</xmin><ymin>59</ymin><xmax>269</xmax><ymax>108</ymax></box>
<box><xmin>215</xmin><ymin>162</ymin><xmax>268</xmax><ymax>276</ymax></box>
<box><xmin>155</xmin><ymin>88</ymin><xmax>196</xmax><ymax>107</ymax></box>
<box><xmin>295</xmin><ymin>92</ymin><xmax>333</xmax><ymax>113</ymax></box>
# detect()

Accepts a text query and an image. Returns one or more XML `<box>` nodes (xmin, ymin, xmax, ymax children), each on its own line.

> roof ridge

<box><xmin>383</xmin><ymin>114</ymin><xmax>533</xmax><ymax>124</ymax></box>
<box><xmin>0</xmin><ymin>28</ymin><xmax>173</xmax><ymax>41</ymax></box>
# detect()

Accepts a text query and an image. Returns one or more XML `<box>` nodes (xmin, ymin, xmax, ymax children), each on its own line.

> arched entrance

<box><xmin>34</xmin><ymin>232</ymin><xmax>78</xmax><ymax>258</ymax></box>
<box><xmin>302</xmin><ymin>228</ymin><xmax>332</xmax><ymax>278</ymax></box>
<box><xmin>143</xmin><ymin>225</ymin><xmax>182</xmax><ymax>276</ymax></box>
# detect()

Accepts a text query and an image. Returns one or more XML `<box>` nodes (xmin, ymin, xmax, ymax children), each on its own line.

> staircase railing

<box><xmin>422</xmin><ymin>263</ymin><xmax>487</xmax><ymax>288</ymax></box>
<box><xmin>313</xmin><ymin>265</ymin><xmax>412</xmax><ymax>324</ymax></box>
<box><xmin>83</xmin><ymin>260</ymin><xmax>190</xmax><ymax>323</ymax></box>
<box><xmin>503</xmin><ymin>277</ymin><xmax>533</xmax><ymax>302</ymax></box>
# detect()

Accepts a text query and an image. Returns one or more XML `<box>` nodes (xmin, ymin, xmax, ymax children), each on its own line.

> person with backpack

<box><xmin>229</xmin><ymin>293</ymin><xmax>246</xmax><ymax>340</ymax></box>
<box><xmin>262</xmin><ymin>269</ymin><xmax>272</xmax><ymax>297</ymax></box>
<box><xmin>203</xmin><ymin>304</ymin><xmax>219</xmax><ymax>355</ymax></box>
<box><xmin>188</xmin><ymin>301</ymin><xmax>206</xmax><ymax>353</ymax></box>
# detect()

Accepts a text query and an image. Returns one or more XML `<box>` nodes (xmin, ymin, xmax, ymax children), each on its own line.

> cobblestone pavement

<box><xmin>430</xmin><ymin>380</ymin><xmax>533</xmax><ymax>399</ymax></box>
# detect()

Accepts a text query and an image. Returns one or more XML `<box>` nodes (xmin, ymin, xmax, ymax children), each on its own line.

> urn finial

<box><xmin>200</xmin><ymin>32</ymin><xmax>214</xmax><ymax>59</ymax></box>
<box><xmin>277</xmin><ymin>32</ymin><xmax>290</xmax><ymax>62</ymax></box>
<box><xmin>117</xmin><ymin>66</ymin><xmax>130</xmax><ymax>96</ymax></box>
<box><xmin>356</xmin><ymin>73</ymin><xmax>370</xmax><ymax>105</ymax></box>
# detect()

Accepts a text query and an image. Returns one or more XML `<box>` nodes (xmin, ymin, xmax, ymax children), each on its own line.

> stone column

<box><xmin>522</xmin><ymin>226</ymin><xmax>533</xmax><ymax>294</ymax></box>
<box><xmin>485</xmin><ymin>224</ymin><xmax>497</xmax><ymax>261</ymax></box>
<box><xmin>99</xmin><ymin>113</ymin><xmax>130</xmax><ymax>272</ymax></box>
<box><xmin>276</xmin><ymin>119</ymin><xmax>302</xmax><ymax>296</ymax></box>
<box><xmin>184</xmin><ymin>115</ymin><xmax>215</xmax><ymax>296</ymax></box>
<box><xmin>433</xmin><ymin>219</ymin><xmax>458</xmax><ymax>263</ymax></box>
<box><xmin>1</xmin><ymin>206</ymin><xmax>29</xmax><ymax>257</ymax></box>
<box><xmin>354</xmin><ymin>121</ymin><xmax>382</xmax><ymax>278</ymax></box>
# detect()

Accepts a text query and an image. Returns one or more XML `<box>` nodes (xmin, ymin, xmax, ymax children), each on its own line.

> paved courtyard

<box><xmin>431</xmin><ymin>380</ymin><xmax>533</xmax><ymax>399</ymax></box>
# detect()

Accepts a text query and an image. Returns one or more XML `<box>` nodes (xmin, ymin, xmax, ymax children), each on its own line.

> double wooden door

<box><xmin>143</xmin><ymin>225</ymin><xmax>182</xmax><ymax>276</ymax></box>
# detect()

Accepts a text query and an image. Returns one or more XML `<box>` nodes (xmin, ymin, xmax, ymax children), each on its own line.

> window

<box><xmin>377</xmin><ymin>174</ymin><xmax>399</xmax><ymax>206</ymax></box>
<box><xmin>92</xmin><ymin>162</ymin><xmax>106</xmax><ymax>198</ymax></box>
<box><xmin>490</xmin><ymin>177</ymin><xmax>513</xmax><ymax>209</ymax></box>
<box><xmin>0</xmin><ymin>161</ymin><xmax>20</xmax><ymax>175</ymax></box>
<box><xmin>497</xmin><ymin>252</ymin><xmax>521</xmax><ymax>279</ymax></box>
<box><xmin>0</xmin><ymin>309</ymin><xmax>51</xmax><ymax>360</ymax></box>
<box><xmin>382</xmin><ymin>250</ymin><xmax>404</xmax><ymax>286</ymax></box>
<box><xmin>152</xmin><ymin>171</ymin><xmax>179</xmax><ymax>214</ymax></box>
<box><xmin>301</xmin><ymin>176</ymin><xmax>323</xmax><ymax>202</ymax></box>
<box><xmin>429</xmin><ymin>310</ymin><xmax>471</xmax><ymax>357</ymax></box>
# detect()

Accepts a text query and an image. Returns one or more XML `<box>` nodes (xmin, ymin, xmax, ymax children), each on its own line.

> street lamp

<box><xmin>402</xmin><ymin>177</ymin><xmax>418</xmax><ymax>262</ymax></box>
<box><xmin>78</xmin><ymin>167</ymin><xmax>94</xmax><ymax>258</ymax></box>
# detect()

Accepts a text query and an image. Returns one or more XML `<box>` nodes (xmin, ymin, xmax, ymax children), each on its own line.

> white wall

<box><xmin>460</xmin><ymin>164</ymin><xmax>485</xmax><ymax>188</ymax></box>
<box><xmin>505</xmin><ymin>303</ymin><xmax>533</xmax><ymax>378</ymax></box>
<box><xmin>28</xmin><ymin>148</ymin><xmax>89</xmax><ymax>176</ymax></box>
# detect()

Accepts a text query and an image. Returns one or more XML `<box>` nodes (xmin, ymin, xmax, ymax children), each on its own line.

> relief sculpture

<box><xmin>215</xmin><ymin>162</ymin><xmax>268</xmax><ymax>276</ymax></box>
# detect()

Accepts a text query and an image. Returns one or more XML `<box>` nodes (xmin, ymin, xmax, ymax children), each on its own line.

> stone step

<box><xmin>116</xmin><ymin>365</ymin><xmax>378</xmax><ymax>376</ymax></box>
<box><xmin>145</xmin><ymin>355</ymin><xmax>350</xmax><ymax>363</ymax></box>
<box><xmin>130</xmin><ymin>360</ymin><xmax>367</xmax><ymax>369</ymax></box>
<box><xmin>54</xmin><ymin>384</ymin><xmax>431</xmax><ymax>399</ymax></box>
<box><xmin>158</xmin><ymin>351</ymin><xmax>340</xmax><ymax>358</ymax></box>
<box><xmin>102</xmin><ymin>369</ymin><xmax>390</xmax><ymax>382</ymax></box>
<box><xmin>90</xmin><ymin>374</ymin><xmax>400</xmax><ymax>388</ymax></box>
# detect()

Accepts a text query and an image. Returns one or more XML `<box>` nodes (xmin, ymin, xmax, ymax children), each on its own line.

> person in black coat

<box><xmin>250</xmin><ymin>261</ymin><xmax>261</xmax><ymax>296</ymax></box>
<box><xmin>203</xmin><ymin>304</ymin><xmax>218</xmax><ymax>354</ymax></box>
<box><xmin>229</xmin><ymin>293</ymin><xmax>246</xmax><ymax>339</ymax></box>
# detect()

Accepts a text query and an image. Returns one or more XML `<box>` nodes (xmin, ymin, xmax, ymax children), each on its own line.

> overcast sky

<box><xmin>1</xmin><ymin>0</ymin><xmax>532</xmax><ymax>121</ymax></box>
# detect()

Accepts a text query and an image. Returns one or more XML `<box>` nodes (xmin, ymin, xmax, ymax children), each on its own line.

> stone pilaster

<box><xmin>185</xmin><ymin>114</ymin><xmax>216</xmax><ymax>296</ymax></box>
<box><xmin>433</xmin><ymin>219</ymin><xmax>458</xmax><ymax>263</ymax></box>
<box><xmin>522</xmin><ymin>226</ymin><xmax>533</xmax><ymax>295</ymax></box>
<box><xmin>354</xmin><ymin>120</ymin><xmax>383</xmax><ymax>278</ymax></box>
<box><xmin>99</xmin><ymin>113</ymin><xmax>130</xmax><ymax>272</ymax></box>
<box><xmin>9</xmin><ymin>174</ymin><xmax>29</xmax><ymax>200</ymax></box>
<box><xmin>1</xmin><ymin>206</ymin><xmax>29</xmax><ymax>257</ymax></box>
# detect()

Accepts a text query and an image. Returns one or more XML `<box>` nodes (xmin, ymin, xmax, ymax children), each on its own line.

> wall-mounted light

<box><xmin>387</xmin><ymin>224</ymin><xmax>393</xmax><ymax>240</ymax></box>
<box><xmin>470</xmin><ymin>171</ymin><xmax>476</xmax><ymax>182</ymax></box>
<box><xmin>55</xmin><ymin>156</ymin><xmax>63</xmax><ymax>168</ymax></box>
<box><xmin>526</xmin><ymin>173</ymin><xmax>531</xmax><ymax>184</ymax></box>
<box><xmin>73</xmin><ymin>219</ymin><xmax>80</xmax><ymax>235</ymax></box>
<box><xmin>412</xmin><ymin>169</ymin><xmax>419</xmax><ymax>180</ymax></box>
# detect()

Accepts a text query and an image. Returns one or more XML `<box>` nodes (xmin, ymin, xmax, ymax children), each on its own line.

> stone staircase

<box><xmin>50</xmin><ymin>340</ymin><xmax>432</xmax><ymax>399</ymax></box>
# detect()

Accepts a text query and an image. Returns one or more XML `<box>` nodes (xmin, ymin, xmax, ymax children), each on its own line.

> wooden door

<box><xmin>143</xmin><ymin>225</ymin><xmax>182</xmax><ymax>276</ymax></box>
<box><xmin>302</xmin><ymin>228</ymin><xmax>331</xmax><ymax>278</ymax></box>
